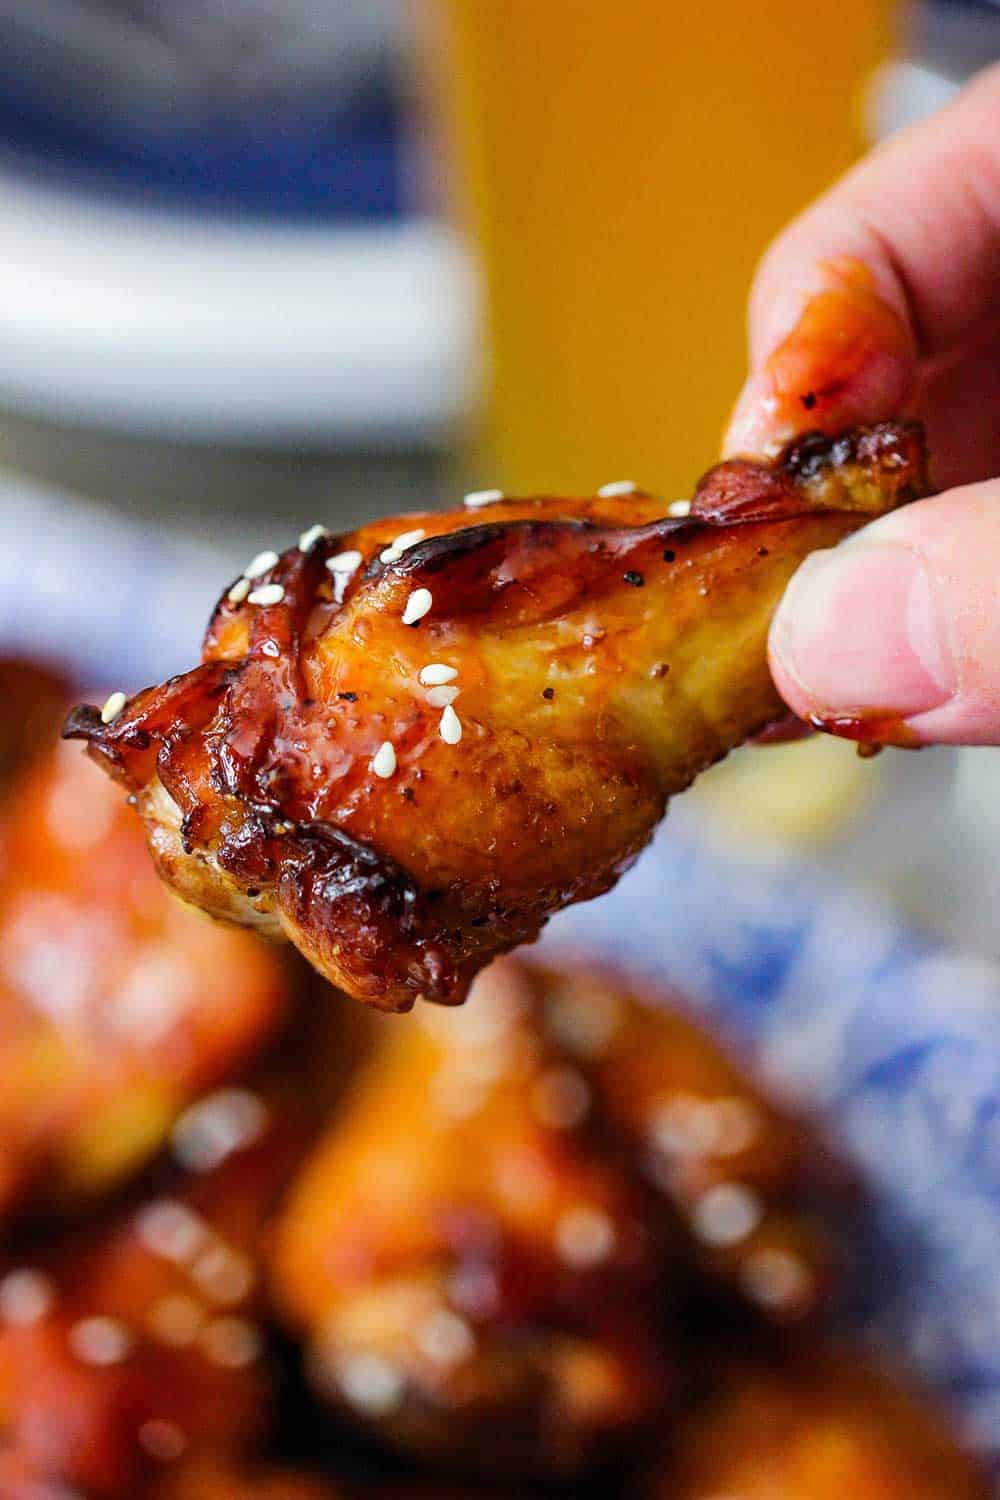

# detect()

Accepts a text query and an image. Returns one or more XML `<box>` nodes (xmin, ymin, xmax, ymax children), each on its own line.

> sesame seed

<box><xmin>138</xmin><ymin>1419</ymin><xmax>187</xmax><ymax>1463</ymax></box>
<box><xmin>741</xmin><ymin>1247</ymin><xmax>812</xmax><ymax>1312</ymax></box>
<box><xmin>227</xmin><ymin>577</ymin><xmax>251</xmax><ymax>604</ymax></box>
<box><xmin>416</xmin><ymin>1308</ymin><xmax>475</xmax><ymax>1367</ymax></box>
<box><xmin>100</xmin><ymin>691</ymin><xmax>127</xmax><ymax>725</ymax></box>
<box><xmin>431</xmin><ymin>1067</ymin><xmax>488</xmax><ymax>1121</ymax></box>
<box><xmin>326</xmin><ymin>549</ymin><xmax>363</xmax><ymax>574</ymax></box>
<box><xmin>200</xmin><ymin>1316</ymin><xmax>262</xmax><ymax>1369</ymax></box>
<box><xmin>667</xmin><ymin>499</ymin><xmax>691</xmax><ymax>517</ymax></box>
<box><xmin>298</xmin><ymin>523</ymin><xmax>328</xmax><ymax>552</ymax></box>
<box><xmin>244</xmin><ymin>550</ymin><xmax>279</xmax><ymax>579</ymax></box>
<box><xmin>439</xmin><ymin>704</ymin><xmax>462</xmax><ymax>744</ymax></box>
<box><xmin>402</xmin><ymin>588</ymin><xmax>433</xmax><ymax>625</ymax></box>
<box><xmin>649</xmin><ymin>1094</ymin><xmax>720</xmax><ymax>1159</ymax></box>
<box><xmin>690</xmin><ymin>1183</ymin><xmax>762</xmax><ymax>1248</ymax></box>
<box><xmin>171</xmin><ymin>1089</ymin><xmax>268</xmax><ymax>1174</ymax></box>
<box><xmin>372</xmin><ymin>741</ymin><xmax>397</xmax><ymax>779</ymax></box>
<box><xmin>555</xmin><ymin>1207</ymin><xmax>616</xmax><ymax>1268</ymax></box>
<box><xmin>711</xmin><ymin>1098</ymin><xmax>761</xmax><ymax>1157</ymax></box>
<box><xmin>531</xmin><ymin>1066</ymin><xmax>591</xmax><ymax>1131</ymax></box>
<box><xmin>464</xmin><ymin>488</ymin><xmax>504</xmax><ymax>509</ymax></box>
<box><xmin>68</xmin><ymin>1316</ymin><xmax>132</xmax><ymax>1366</ymax></box>
<box><xmin>247</xmin><ymin>583</ymin><xmax>285</xmax><ymax>607</ymax></box>
<box><xmin>136</xmin><ymin>1199</ymin><xmax>208</xmax><ymax>1264</ymax></box>
<box><xmin>544</xmin><ymin>989</ymin><xmax>621</xmax><ymax>1057</ymax></box>
<box><xmin>0</xmin><ymin>1269</ymin><xmax>55</xmax><ymax>1326</ymax></box>
<box><xmin>389</xmin><ymin>528</ymin><xmax>425</xmax><ymax>556</ymax></box>
<box><xmin>426</xmin><ymin>685</ymin><xmax>459</xmax><ymax>709</ymax></box>
<box><xmin>381</xmin><ymin>530</ymin><xmax>426</xmax><ymax>565</ymax></box>
<box><xmin>447</xmin><ymin>1263</ymin><xmax>500</xmax><ymax>1320</ymax></box>
<box><xmin>336</xmin><ymin>1352</ymin><xmax>405</xmax><ymax>1416</ymax></box>
<box><xmin>597</xmin><ymin>480</ymin><xmax>638</xmax><ymax>497</ymax></box>
<box><xmin>192</xmin><ymin>1245</ymin><xmax>255</xmax><ymax>1307</ymax></box>
<box><xmin>418</xmin><ymin>663</ymin><xmax>458</xmax><ymax>686</ymax></box>
<box><xmin>147</xmin><ymin>1295</ymin><xmax>205</xmax><ymax>1348</ymax></box>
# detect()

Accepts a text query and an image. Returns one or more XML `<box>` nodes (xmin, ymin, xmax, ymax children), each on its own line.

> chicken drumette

<box><xmin>66</xmin><ymin>424</ymin><xmax>928</xmax><ymax>1010</ymax></box>
<box><xmin>0</xmin><ymin>1075</ymin><xmax>309</xmax><ymax>1497</ymax></box>
<box><xmin>0</xmin><ymin>733</ymin><xmax>292</xmax><ymax>1223</ymax></box>
<box><xmin>271</xmin><ymin>959</ymin><xmax>840</xmax><ymax>1478</ymax></box>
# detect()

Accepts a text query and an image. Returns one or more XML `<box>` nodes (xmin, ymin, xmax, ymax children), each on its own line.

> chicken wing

<box><xmin>0</xmin><ymin>1078</ymin><xmax>308</xmax><ymax>1498</ymax></box>
<box><xmin>643</xmin><ymin>1352</ymin><xmax>989</xmax><ymax>1499</ymax></box>
<box><xmin>65</xmin><ymin>424</ymin><xmax>929</xmax><ymax>1010</ymax></box>
<box><xmin>271</xmin><ymin>959</ymin><xmax>840</xmax><ymax>1477</ymax></box>
<box><xmin>530</xmin><ymin>960</ymin><xmax>840</xmax><ymax>1321</ymax></box>
<box><xmin>0</xmin><ymin>734</ymin><xmax>292</xmax><ymax>1223</ymax></box>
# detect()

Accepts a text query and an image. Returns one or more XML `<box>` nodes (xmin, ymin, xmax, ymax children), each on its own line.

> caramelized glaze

<box><xmin>66</xmin><ymin>424</ymin><xmax>929</xmax><ymax>1009</ymax></box>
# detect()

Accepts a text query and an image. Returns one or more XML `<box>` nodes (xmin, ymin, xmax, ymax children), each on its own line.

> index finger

<box><xmin>724</xmin><ymin>62</ymin><xmax>1000</xmax><ymax>460</ymax></box>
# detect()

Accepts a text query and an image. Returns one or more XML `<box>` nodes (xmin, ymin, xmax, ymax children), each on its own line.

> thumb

<box><xmin>769</xmin><ymin>479</ymin><xmax>1000</xmax><ymax>747</ymax></box>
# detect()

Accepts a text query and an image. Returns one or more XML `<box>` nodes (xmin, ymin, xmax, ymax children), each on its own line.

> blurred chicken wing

<box><xmin>0</xmin><ymin>1079</ymin><xmax>306</xmax><ymax>1498</ymax></box>
<box><xmin>66</xmin><ymin>424</ymin><xmax>929</xmax><ymax>1010</ymax></box>
<box><xmin>644</xmin><ymin>1352</ymin><xmax>989</xmax><ymax>1499</ymax></box>
<box><xmin>0</xmin><ymin>737</ymin><xmax>291</xmax><ymax>1223</ymax></box>
<box><xmin>273</xmin><ymin>960</ymin><xmax>672</xmax><ymax>1477</ymax></box>
<box><xmin>272</xmin><ymin>959</ymin><xmax>840</xmax><ymax>1476</ymax></box>
<box><xmin>536</xmin><ymin>961</ymin><xmax>839</xmax><ymax>1321</ymax></box>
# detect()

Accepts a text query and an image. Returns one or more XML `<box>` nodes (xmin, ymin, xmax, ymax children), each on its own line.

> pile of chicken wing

<box><xmin>0</xmin><ymin>654</ymin><xmax>987</xmax><ymax>1498</ymax></box>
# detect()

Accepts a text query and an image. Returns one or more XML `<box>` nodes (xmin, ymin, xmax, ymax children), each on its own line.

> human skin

<box><xmin>725</xmin><ymin>63</ymin><xmax>1000</xmax><ymax>747</ymax></box>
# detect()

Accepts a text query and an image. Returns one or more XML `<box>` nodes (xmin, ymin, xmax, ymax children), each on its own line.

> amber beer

<box><xmin>434</xmin><ymin>0</ymin><xmax>888</xmax><ymax>497</ymax></box>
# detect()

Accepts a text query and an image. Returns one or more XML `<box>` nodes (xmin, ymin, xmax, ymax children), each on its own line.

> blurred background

<box><xmin>1</xmin><ymin>0</ymin><xmax>1000</xmax><ymax>953</ymax></box>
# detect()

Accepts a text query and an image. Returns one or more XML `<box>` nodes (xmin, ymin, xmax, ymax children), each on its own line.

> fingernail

<box><xmin>723</xmin><ymin>376</ymin><xmax>789</xmax><ymax>459</ymax></box>
<box><xmin>722</xmin><ymin>258</ymin><xmax>913</xmax><ymax>460</ymax></box>
<box><xmin>771</xmin><ymin>542</ymin><xmax>955</xmax><ymax>720</ymax></box>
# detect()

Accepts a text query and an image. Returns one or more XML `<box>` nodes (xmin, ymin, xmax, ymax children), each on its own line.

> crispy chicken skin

<box><xmin>66</xmin><ymin>424</ymin><xmax>929</xmax><ymax>1011</ymax></box>
<box><xmin>0</xmin><ymin>1082</ymin><xmax>307</xmax><ymax>1498</ymax></box>
<box><xmin>271</xmin><ymin>960</ymin><xmax>839</xmax><ymax>1476</ymax></box>
<box><xmin>0</xmin><ymin>736</ymin><xmax>291</xmax><ymax>1223</ymax></box>
<box><xmin>644</xmin><ymin>1353</ymin><xmax>990</xmax><ymax>1499</ymax></box>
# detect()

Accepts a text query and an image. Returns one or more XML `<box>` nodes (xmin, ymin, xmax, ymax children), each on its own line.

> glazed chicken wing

<box><xmin>271</xmin><ymin>959</ymin><xmax>841</xmax><ymax>1477</ymax></box>
<box><xmin>644</xmin><ymin>1352</ymin><xmax>989</xmax><ymax>1499</ymax></box>
<box><xmin>66</xmin><ymin>425</ymin><xmax>928</xmax><ymax>1010</ymax></box>
<box><xmin>0</xmin><ymin>1077</ymin><xmax>308</xmax><ymax>1498</ymax></box>
<box><xmin>531</xmin><ymin>960</ymin><xmax>840</xmax><ymax>1321</ymax></box>
<box><xmin>0</xmin><ymin>734</ymin><xmax>291</xmax><ymax>1223</ymax></box>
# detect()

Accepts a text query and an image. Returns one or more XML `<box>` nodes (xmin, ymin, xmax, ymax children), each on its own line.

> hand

<box><xmin>725</xmin><ymin>63</ymin><xmax>1000</xmax><ymax>746</ymax></box>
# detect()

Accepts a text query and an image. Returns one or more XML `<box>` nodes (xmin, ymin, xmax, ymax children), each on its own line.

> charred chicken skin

<box><xmin>644</xmin><ymin>1352</ymin><xmax>989</xmax><ymax>1499</ymax></box>
<box><xmin>0</xmin><ymin>736</ymin><xmax>291</xmax><ymax>1223</ymax></box>
<box><xmin>66</xmin><ymin>424</ymin><xmax>929</xmax><ymax>1011</ymax></box>
<box><xmin>271</xmin><ymin>960</ymin><xmax>839</xmax><ymax>1477</ymax></box>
